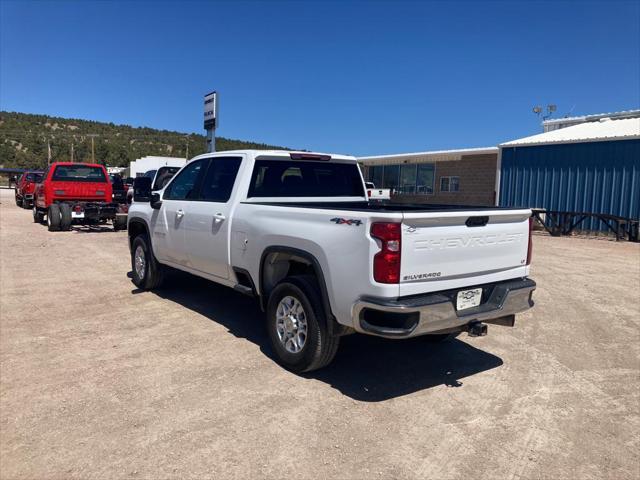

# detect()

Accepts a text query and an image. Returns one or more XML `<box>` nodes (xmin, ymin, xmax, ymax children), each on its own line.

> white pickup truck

<box><xmin>365</xmin><ymin>182</ymin><xmax>391</xmax><ymax>201</ymax></box>
<box><xmin>127</xmin><ymin>150</ymin><xmax>536</xmax><ymax>372</ymax></box>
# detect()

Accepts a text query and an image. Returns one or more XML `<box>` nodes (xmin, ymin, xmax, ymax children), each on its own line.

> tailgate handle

<box><xmin>466</xmin><ymin>216</ymin><xmax>489</xmax><ymax>227</ymax></box>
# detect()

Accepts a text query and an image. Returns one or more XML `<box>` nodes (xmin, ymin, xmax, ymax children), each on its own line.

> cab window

<box><xmin>163</xmin><ymin>161</ymin><xmax>205</xmax><ymax>200</ymax></box>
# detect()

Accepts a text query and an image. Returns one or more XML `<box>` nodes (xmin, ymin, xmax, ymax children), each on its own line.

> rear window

<box><xmin>25</xmin><ymin>173</ymin><xmax>42</xmax><ymax>182</ymax></box>
<box><xmin>248</xmin><ymin>160</ymin><xmax>365</xmax><ymax>198</ymax></box>
<box><xmin>52</xmin><ymin>165</ymin><xmax>106</xmax><ymax>183</ymax></box>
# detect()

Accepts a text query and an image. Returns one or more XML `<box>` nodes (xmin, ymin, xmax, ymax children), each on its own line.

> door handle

<box><xmin>176</xmin><ymin>209</ymin><xmax>184</xmax><ymax>218</ymax></box>
<box><xmin>213</xmin><ymin>213</ymin><xmax>226</xmax><ymax>222</ymax></box>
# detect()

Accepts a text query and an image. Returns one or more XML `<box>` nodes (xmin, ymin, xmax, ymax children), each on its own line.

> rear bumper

<box><xmin>55</xmin><ymin>201</ymin><xmax>121</xmax><ymax>220</ymax></box>
<box><xmin>352</xmin><ymin>278</ymin><xmax>536</xmax><ymax>338</ymax></box>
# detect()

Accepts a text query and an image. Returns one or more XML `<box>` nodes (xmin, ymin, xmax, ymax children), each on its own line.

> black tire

<box><xmin>33</xmin><ymin>206</ymin><xmax>44</xmax><ymax>223</ymax></box>
<box><xmin>423</xmin><ymin>332</ymin><xmax>460</xmax><ymax>343</ymax></box>
<box><xmin>59</xmin><ymin>203</ymin><xmax>72</xmax><ymax>231</ymax></box>
<box><xmin>266</xmin><ymin>275</ymin><xmax>339</xmax><ymax>373</ymax></box>
<box><xmin>113</xmin><ymin>215</ymin><xmax>127</xmax><ymax>231</ymax></box>
<box><xmin>130</xmin><ymin>234</ymin><xmax>164</xmax><ymax>290</ymax></box>
<box><xmin>15</xmin><ymin>196</ymin><xmax>21</xmax><ymax>206</ymax></box>
<box><xmin>47</xmin><ymin>204</ymin><xmax>61</xmax><ymax>231</ymax></box>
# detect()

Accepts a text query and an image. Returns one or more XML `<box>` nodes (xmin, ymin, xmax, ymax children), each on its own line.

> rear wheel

<box><xmin>33</xmin><ymin>206</ymin><xmax>44</xmax><ymax>223</ymax></box>
<box><xmin>266</xmin><ymin>275</ymin><xmax>339</xmax><ymax>373</ymax></box>
<box><xmin>47</xmin><ymin>204</ymin><xmax>61</xmax><ymax>231</ymax></box>
<box><xmin>59</xmin><ymin>203</ymin><xmax>72</xmax><ymax>231</ymax></box>
<box><xmin>15</xmin><ymin>195</ymin><xmax>21</xmax><ymax>206</ymax></box>
<box><xmin>131</xmin><ymin>234</ymin><xmax>164</xmax><ymax>289</ymax></box>
<box><xmin>113</xmin><ymin>215</ymin><xmax>127</xmax><ymax>231</ymax></box>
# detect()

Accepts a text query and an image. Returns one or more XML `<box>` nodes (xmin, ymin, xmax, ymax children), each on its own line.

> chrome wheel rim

<box><xmin>276</xmin><ymin>296</ymin><xmax>308</xmax><ymax>354</ymax></box>
<box><xmin>134</xmin><ymin>245</ymin><xmax>146</xmax><ymax>280</ymax></box>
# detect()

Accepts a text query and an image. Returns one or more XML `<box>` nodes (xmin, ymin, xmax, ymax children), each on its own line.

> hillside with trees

<box><xmin>0</xmin><ymin>111</ymin><xmax>290</xmax><ymax>169</ymax></box>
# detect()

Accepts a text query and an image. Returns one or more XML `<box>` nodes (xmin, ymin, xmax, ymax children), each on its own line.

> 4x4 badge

<box><xmin>330</xmin><ymin>217</ymin><xmax>362</xmax><ymax>226</ymax></box>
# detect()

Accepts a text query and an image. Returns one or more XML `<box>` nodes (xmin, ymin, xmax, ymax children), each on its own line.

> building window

<box><xmin>416</xmin><ymin>164</ymin><xmax>435</xmax><ymax>194</ymax></box>
<box><xmin>399</xmin><ymin>164</ymin><xmax>417</xmax><ymax>194</ymax></box>
<box><xmin>365</xmin><ymin>163</ymin><xmax>435</xmax><ymax>194</ymax></box>
<box><xmin>440</xmin><ymin>176</ymin><xmax>460</xmax><ymax>192</ymax></box>
<box><xmin>368</xmin><ymin>165</ymin><xmax>383</xmax><ymax>187</ymax></box>
<box><xmin>382</xmin><ymin>164</ymin><xmax>400</xmax><ymax>191</ymax></box>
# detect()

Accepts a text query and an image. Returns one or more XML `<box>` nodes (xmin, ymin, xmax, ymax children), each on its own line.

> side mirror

<box><xmin>150</xmin><ymin>192</ymin><xmax>162</xmax><ymax>210</ymax></box>
<box><xmin>133</xmin><ymin>177</ymin><xmax>151</xmax><ymax>202</ymax></box>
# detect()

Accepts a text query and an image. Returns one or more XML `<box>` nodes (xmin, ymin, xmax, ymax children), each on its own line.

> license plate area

<box><xmin>456</xmin><ymin>288</ymin><xmax>482</xmax><ymax>311</ymax></box>
<box><xmin>71</xmin><ymin>211</ymin><xmax>84</xmax><ymax>219</ymax></box>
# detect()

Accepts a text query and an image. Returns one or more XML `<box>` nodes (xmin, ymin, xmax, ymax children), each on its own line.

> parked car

<box><xmin>33</xmin><ymin>162</ymin><xmax>127</xmax><ymax>231</ymax></box>
<box><xmin>14</xmin><ymin>171</ymin><xmax>43</xmax><ymax>208</ymax></box>
<box><xmin>126</xmin><ymin>166</ymin><xmax>181</xmax><ymax>204</ymax></box>
<box><xmin>127</xmin><ymin>150</ymin><xmax>536</xmax><ymax>372</ymax></box>
<box><xmin>365</xmin><ymin>182</ymin><xmax>391</xmax><ymax>201</ymax></box>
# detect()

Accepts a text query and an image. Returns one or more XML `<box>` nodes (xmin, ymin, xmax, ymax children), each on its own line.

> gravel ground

<box><xmin>1</xmin><ymin>188</ymin><xmax>639</xmax><ymax>480</ymax></box>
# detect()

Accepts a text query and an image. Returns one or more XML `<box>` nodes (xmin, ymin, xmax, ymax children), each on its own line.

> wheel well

<box><xmin>261</xmin><ymin>251</ymin><xmax>315</xmax><ymax>300</ymax></box>
<box><xmin>128</xmin><ymin>220</ymin><xmax>148</xmax><ymax>249</ymax></box>
<box><xmin>259</xmin><ymin>248</ymin><xmax>346</xmax><ymax>335</ymax></box>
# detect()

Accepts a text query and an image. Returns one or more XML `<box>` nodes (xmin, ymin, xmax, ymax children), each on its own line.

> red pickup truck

<box><xmin>33</xmin><ymin>162</ymin><xmax>127</xmax><ymax>231</ymax></box>
<box><xmin>14</xmin><ymin>171</ymin><xmax>43</xmax><ymax>209</ymax></box>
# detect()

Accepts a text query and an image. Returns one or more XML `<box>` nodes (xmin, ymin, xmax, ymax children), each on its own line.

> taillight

<box><xmin>526</xmin><ymin>216</ymin><xmax>533</xmax><ymax>265</ymax></box>
<box><xmin>371</xmin><ymin>222</ymin><xmax>401</xmax><ymax>284</ymax></box>
<box><xmin>367</xmin><ymin>190</ymin><xmax>372</xmax><ymax>197</ymax></box>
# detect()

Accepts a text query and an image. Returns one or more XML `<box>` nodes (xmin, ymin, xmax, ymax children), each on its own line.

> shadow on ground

<box><xmin>141</xmin><ymin>271</ymin><xmax>503</xmax><ymax>402</ymax></box>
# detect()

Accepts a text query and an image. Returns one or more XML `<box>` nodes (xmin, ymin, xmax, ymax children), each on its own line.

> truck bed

<box><xmin>243</xmin><ymin>201</ymin><xmax>521</xmax><ymax>213</ymax></box>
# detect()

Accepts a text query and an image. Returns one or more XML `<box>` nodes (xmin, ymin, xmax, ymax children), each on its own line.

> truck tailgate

<box><xmin>400</xmin><ymin>209</ymin><xmax>531</xmax><ymax>296</ymax></box>
<box><xmin>50</xmin><ymin>181</ymin><xmax>109</xmax><ymax>201</ymax></box>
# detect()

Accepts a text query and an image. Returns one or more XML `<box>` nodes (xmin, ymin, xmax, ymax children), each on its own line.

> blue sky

<box><xmin>1</xmin><ymin>0</ymin><xmax>639</xmax><ymax>156</ymax></box>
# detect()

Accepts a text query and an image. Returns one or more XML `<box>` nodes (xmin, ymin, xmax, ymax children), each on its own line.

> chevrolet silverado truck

<box><xmin>34</xmin><ymin>162</ymin><xmax>127</xmax><ymax>231</ymax></box>
<box><xmin>127</xmin><ymin>150</ymin><xmax>536</xmax><ymax>372</ymax></box>
<box><xmin>15</xmin><ymin>171</ymin><xmax>43</xmax><ymax>208</ymax></box>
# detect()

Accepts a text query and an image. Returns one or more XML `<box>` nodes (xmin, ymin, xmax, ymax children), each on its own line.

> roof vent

<box><xmin>599</xmin><ymin>117</ymin><xmax>612</xmax><ymax>122</ymax></box>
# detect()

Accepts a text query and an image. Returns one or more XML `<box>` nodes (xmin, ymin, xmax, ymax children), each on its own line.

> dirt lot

<box><xmin>1</xmin><ymin>188</ymin><xmax>639</xmax><ymax>480</ymax></box>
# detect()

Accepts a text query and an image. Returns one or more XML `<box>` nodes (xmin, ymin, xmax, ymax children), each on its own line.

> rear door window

<box><xmin>199</xmin><ymin>157</ymin><xmax>242</xmax><ymax>202</ymax></box>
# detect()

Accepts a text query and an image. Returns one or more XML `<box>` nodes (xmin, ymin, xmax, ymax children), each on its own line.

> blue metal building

<box><xmin>499</xmin><ymin>116</ymin><xmax>640</xmax><ymax>231</ymax></box>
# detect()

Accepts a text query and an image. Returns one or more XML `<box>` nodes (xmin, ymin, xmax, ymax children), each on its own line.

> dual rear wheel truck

<box><xmin>33</xmin><ymin>162</ymin><xmax>127</xmax><ymax>232</ymax></box>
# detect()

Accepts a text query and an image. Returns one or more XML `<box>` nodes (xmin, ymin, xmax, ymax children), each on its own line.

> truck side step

<box><xmin>233</xmin><ymin>284</ymin><xmax>254</xmax><ymax>297</ymax></box>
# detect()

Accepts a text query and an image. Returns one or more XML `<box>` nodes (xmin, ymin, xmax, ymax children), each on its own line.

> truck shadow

<box><xmin>143</xmin><ymin>272</ymin><xmax>504</xmax><ymax>402</ymax></box>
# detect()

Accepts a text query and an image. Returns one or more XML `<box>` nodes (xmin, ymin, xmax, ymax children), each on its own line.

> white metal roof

<box><xmin>358</xmin><ymin>147</ymin><xmax>498</xmax><ymax>165</ymax></box>
<box><xmin>542</xmin><ymin>109</ymin><xmax>640</xmax><ymax>127</ymax></box>
<box><xmin>501</xmin><ymin>117</ymin><xmax>640</xmax><ymax>147</ymax></box>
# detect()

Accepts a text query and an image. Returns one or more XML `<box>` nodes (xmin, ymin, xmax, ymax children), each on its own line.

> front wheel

<box><xmin>266</xmin><ymin>275</ymin><xmax>339</xmax><ymax>373</ymax></box>
<box><xmin>131</xmin><ymin>234</ymin><xmax>164</xmax><ymax>290</ymax></box>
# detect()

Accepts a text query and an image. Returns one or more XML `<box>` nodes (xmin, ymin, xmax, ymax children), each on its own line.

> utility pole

<box><xmin>70</xmin><ymin>143</ymin><xmax>74</xmax><ymax>163</ymax></box>
<box><xmin>185</xmin><ymin>136</ymin><xmax>189</xmax><ymax>160</ymax></box>
<box><xmin>90</xmin><ymin>135</ymin><xmax>95</xmax><ymax>162</ymax></box>
<box><xmin>47</xmin><ymin>139</ymin><xmax>52</xmax><ymax>166</ymax></box>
